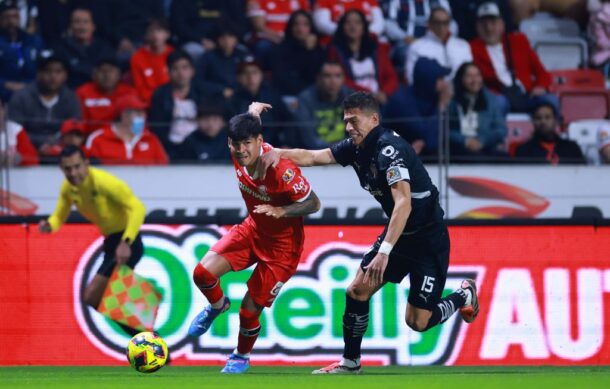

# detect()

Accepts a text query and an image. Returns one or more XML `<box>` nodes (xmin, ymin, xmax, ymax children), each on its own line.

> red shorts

<box><xmin>211</xmin><ymin>218</ymin><xmax>304</xmax><ymax>307</ymax></box>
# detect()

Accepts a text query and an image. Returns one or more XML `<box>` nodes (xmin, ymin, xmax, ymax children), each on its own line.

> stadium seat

<box><xmin>559</xmin><ymin>90</ymin><xmax>610</xmax><ymax>125</ymax></box>
<box><xmin>533</xmin><ymin>37</ymin><xmax>589</xmax><ymax>70</ymax></box>
<box><xmin>550</xmin><ymin>69</ymin><xmax>606</xmax><ymax>93</ymax></box>
<box><xmin>567</xmin><ymin>119</ymin><xmax>608</xmax><ymax>164</ymax></box>
<box><xmin>504</xmin><ymin>113</ymin><xmax>534</xmax><ymax>154</ymax></box>
<box><xmin>520</xmin><ymin>12</ymin><xmax>580</xmax><ymax>41</ymax></box>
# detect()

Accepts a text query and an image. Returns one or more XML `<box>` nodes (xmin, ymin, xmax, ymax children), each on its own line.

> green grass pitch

<box><xmin>2</xmin><ymin>366</ymin><xmax>610</xmax><ymax>389</ymax></box>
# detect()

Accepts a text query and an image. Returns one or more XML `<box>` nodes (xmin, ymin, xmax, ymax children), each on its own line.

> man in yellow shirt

<box><xmin>39</xmin><ymin>145</ymin><xmax>146</xmax><ymax>336</ymax></box>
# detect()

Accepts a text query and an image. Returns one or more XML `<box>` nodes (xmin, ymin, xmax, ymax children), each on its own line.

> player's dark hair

<box><xmin>228</xmin><ymin>113</ymin><xmax>262</xmax><ymax>141</ymax></box>
<box><xmin>343</xmin><ymin>91</ymin><xmax>380</xmax><ymax>115</ymax></box>
<box><xmin>59</xmin><ymin>145</ymin><xmax>86</xmax><ymax>160</ymax></box>
<box><xmin>167</xmin><ymin>49</ymin><xmax>193</xmax><ymax>69</ymax></box>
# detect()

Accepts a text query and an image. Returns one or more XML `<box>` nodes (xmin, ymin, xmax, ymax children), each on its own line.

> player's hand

<box><xmin>115</xmin><ymin>240</ymin><xmax>131</xmax><ymax>265</ymax></box>
<box><xmin>253</xmin><ymin>204</ymin><xmax>286</xmax><ymax>219</ymax></box>
<box><xmin>38</xmin><ymin>219</ymin><xmax>52</xmax><ymax>234</ymax></box>
<box><xmin>363</xmin><ymin>253</ymin><xmax>389</xmax><ymax>287</ymax></box>
<box><xmin>256</xmin><ymin>147</ymin><xmax>280</xmax><ymax>180</ymax></box>
<box><xmin>248</xmin><ymin>102</ymin><xmax>272</xmax><ymax>118</ymax></box>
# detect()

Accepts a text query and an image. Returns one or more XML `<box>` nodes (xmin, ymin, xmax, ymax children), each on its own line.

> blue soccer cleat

<box><xmin>221</xmin><ymin>353</ymin><xmax>250</xmax><ymax>374</ymax></box>
<box><xmin>188</xmin><ymin>296</ymin><xmax>231</xmax><ymax>337</ymax></box>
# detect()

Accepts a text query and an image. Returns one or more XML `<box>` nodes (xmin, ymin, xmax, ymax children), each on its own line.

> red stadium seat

<box><xmin>550</xmin><ymin>69</ymin><xmax>606</xmax><ymax>93</ymax></box>
<box><xmin>504</xmin><ymin>114</ymin><xmax>534</xmax><ymax>155</ymax></box>
<box><xmin>559</xmin><ymin>89</ymin><xmax>610</xmax><ymax>126</ymax></box>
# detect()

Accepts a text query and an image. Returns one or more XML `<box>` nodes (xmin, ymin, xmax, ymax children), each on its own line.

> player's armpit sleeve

<box><xmin>105</xmin><ymin>178</ymin><xmax>146</xmax><ymax>242</ymax></box>
<box><xmin>47</xmin><ymin>183</ymin><xmax>72</xmax><ymax>232</ymax></box>
<box><xmin>377</xmin><ymin>143</ymin><xmax>412</xmax><ymax>187</ymax></box>
<box><xmin>329</xmin><ymin>138</ymin><xmax>355</xmax><ymax>167</ymax></box>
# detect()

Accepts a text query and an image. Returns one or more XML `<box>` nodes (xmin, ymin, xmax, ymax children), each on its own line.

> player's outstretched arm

<box><xmin>257</xmin><ymin>148</ymin><xmax>336</xmax><ymax>179</ymax></box>
<box><xmin>253</xmin><ymin>191</ymin><xmax>321</xmax><ymax>219</ymax></box>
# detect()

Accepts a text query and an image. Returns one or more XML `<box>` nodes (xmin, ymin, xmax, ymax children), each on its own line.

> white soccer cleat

<box><xmin>459</xmin><ymin>279</ymin><xmax>479</xmax><ymax>323</ymax></box>
<box><xmin>312</xmin><ymin>361</ymin><xmax>362</xmax><ymax>375</ymax></box>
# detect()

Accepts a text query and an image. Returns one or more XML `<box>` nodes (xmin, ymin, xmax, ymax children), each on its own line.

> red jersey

<box><xmin>247</xmin><ymin>0</ymin><xmax>310</xmax><ymax>34</ymax></box>
<box><xmin>233</xmin><ymin>143</ymin><xmax>312</xmax><ymax>238</ymax></box>
<box><xmin>76</xmin><ymin>82</ymin><xmax>139</xmax><ymax>134</ymax></box>
<box><xmin>4</xmin><ymin>120</ymin><xmax>39</xmax><ymax>166</ymax></box>
<box><xmin>130</xmin><ymin>45</ymin><xmax>173</xmax><ymax>104</ymax></box>
<box><xmin>86</xmin><ymin>124</ymin><xmax>169</xmax><ymax>165</ymax></box>
<box><xmin>316</xmin><ymin>0</ymin><xmax>379</xmax><ymax>22</ymax></box>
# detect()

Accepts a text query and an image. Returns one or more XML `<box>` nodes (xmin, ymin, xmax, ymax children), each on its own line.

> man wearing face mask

<box><xmin>86</xmin><ymin>94</ymin><xmax>168</xmax><ymax>165</ymax></box>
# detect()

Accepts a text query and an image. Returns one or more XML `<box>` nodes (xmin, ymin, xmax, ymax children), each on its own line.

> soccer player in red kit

<box><xmin>188</xmin><ymin>102</ymin><xmax>321</xmax><ymax>374</ymax></box>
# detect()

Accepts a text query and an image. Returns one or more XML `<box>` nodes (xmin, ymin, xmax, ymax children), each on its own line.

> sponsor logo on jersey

<box><xmin>282</xmin><ymin>168</ymin><xmax>295</xmax><ymax>183</ymax></box>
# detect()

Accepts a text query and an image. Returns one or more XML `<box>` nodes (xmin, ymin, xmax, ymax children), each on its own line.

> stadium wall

<box><xmin>3</xmin><ymin>165</ymin><xmax>610</xmax><ymax>220</ymax></box>
<box><xmin>1</xmin><ymin>222</ymin><xmax>609</xmax><ymax>366</ymax></box>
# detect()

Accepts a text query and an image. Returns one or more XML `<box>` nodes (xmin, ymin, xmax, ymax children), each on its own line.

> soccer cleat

<box><xmin>221</xmin><ymin>353</ymin><xmax>250</xmax><ymax>374</ymax></box>
<box><xmin>459</xmin><ymin>279</ymin><xmax>479</xmax><ymax>323</ymax></box>
<box><xmin>312</xmin><ymin>361</ymin><xmax>362</xmax><ymax>375</ymax></box>
<box><xmin>188</xmin><ymin>296</ymin><xmax>231</xmax><ymax>337</ymax></box>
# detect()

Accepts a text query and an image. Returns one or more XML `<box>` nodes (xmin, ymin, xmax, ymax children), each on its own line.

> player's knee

<box><xmin>192</xmin><ymin>262</ymin><xmax>217</xmax><ymax>287</ymax></box>
<box><xmin>346</xmin><ymin>284</ymin><xmax>369</xmax><ymax>301</ymax></box>
<box><xmin>405</xmin><ymin>316</ymin><xmax>429</xmax><ymax>332</ymax></box>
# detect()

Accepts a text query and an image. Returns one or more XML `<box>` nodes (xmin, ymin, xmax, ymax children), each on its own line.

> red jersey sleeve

<box><xmin>273</xmin><ymin>159</ymin><xmax>312</xmax><ymax>203</ymax></box>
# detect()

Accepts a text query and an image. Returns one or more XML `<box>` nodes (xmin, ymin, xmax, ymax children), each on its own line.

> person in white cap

<box><xmin>469</xmin><ymin>1</ymin><xmax>557</xmax><ymax>115</ymax></box>
<box><xmin>404</xmin><ymin>6</ymin><xmax>472</xmax><ymax>82</ymax></box>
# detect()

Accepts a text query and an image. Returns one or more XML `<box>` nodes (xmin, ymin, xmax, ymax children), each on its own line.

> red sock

<box><xmin>237</xmin><ymin>308</ymin><xmax>261</xmax><ymax>355</ymax></box>
<box><xmin>192</xmin><ymin>263</ymin><xmax>224</xmax><ymax>304</ymax></box>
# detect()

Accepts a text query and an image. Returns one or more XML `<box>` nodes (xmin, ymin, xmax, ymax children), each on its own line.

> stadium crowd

<box><xmin>0</xmin><ymin>0</ymin><xmax>609</xmax><ymax>166</ymax></box>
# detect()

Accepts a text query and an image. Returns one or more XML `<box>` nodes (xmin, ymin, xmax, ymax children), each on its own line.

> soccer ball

<box><xmin>126</xmin><ymin>332</ymin><xmax>169</xmax><ymax>373</ymax></box>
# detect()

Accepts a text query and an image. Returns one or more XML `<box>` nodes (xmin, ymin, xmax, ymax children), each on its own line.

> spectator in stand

<box><xmin>270</xmin><ymin>10</ymin><xmax>326</xmax><ymax>97</ymax></box>
<box><xmin>106</xmin><ymin>0</ymin><xmax>165</xmax><ymax>64</ymax></box>
<box><xmin>130</xmin><ymin>19</ymin><xmax>173</xmax><ymax>105</ymax></box>
<box><xmin>59</xmin><ymin>118</ymin><xmax>86</xmax><ymax>149</ymax></box>
<box><xmin>148</xmin><ymin>50</ymin><xmax>225</xmax><ymax>159</ymax></box>
<box><xmin>295</xmin><ymin>61</ymin><xmax>353</xmax><ymax>149</ymax></box>
<box><xmin>52</xmin><ymin>8</ymin><xmax>115</xmax><ymax>88</ymax></box>
<box><xmin>0</xmin><ymin>103</ymin><xmax>39</xmax><ymax>166</ymax></box>
<box><xmin>405</xmin><ymin>6</ymin><xmax>471</xmax><ymax>82</ymax></box>
<box><xmin>178</xmin><ymin>104</ymin><xmax>231</xmax><ymax>163</ymax></box>
<box><xmin>449</xmin><ymin>0</ymin><xmax>514</xmax><ymax>41</ymax></box>
<box><xmin>86</xmin><ymin>94</ymin><xmax>168</xmax><ymax>165</ymax></box>
<box><xmin>170</xmin><ymin>0</ymin><xmax>247</xmax><ymax>61</ymax></box>
<box><xmin>7</xmin><ymin>52</ymin><xmax>81</xmax><ymax>154</ymax></box>
<box><xmin>596</xmin><ymin>122</ymin><xmax>610</xmax><ymax>164</ymax></box>
<box><xmin>589</xmin><ymin>0</ymin><xmax>610</xmax><ymax>71</ymax></box>
<box><xmin>0</xmin><ymin>0</ymin><xmax>44</xmax><ymax>103</ymax></box>
<box><xmin>314</xmin><ymin>0</ymin><xmax>385</xmax><ymax>37</ymax></box>
<box><xmin>328</xmin><ymin>10</ymin><xmax>399</xmax><ymax>105</ymax></box>
<box><xmin>197</xmin><ymin>23</ymin><xmax>251</xmax><ymax>91</ymax></box>
<box><xmin>384</xmin><ymin>57</ymin><xmax>452</xmax><ymax>155</ymax></box>
<box><xmin>247</xmin><ymin>0</ymin><xmax>310</xmax><ymax>43</ymax></box>
<box><xmin>381</xmin><ymin>0</ymin><xmax>457</xmax><ymax>71</ymax></box>
<box><xmin>448</xmin><ymin>62</ymin><xmax>507</xmax><ymax>161</ymax></box>
<box><xmin>470</xmin><ymin>2</ymin><xmax>555</xmax><ymax>114</ymax></box>
<box><xmin>514</xmin><ymin>102</ymin><xmax>585</xmax><ymax>164</ymax></box>
<box><xmin>76</xmin><ymin>58</ymin><xmax>138</xmax><ymax>134</ymax></box>
<box><xmin>246</xmin><ymin>0</ymin><xmax>310</xmax><ymax>68</ymax></box>
<box><xmin>229</xmin><ymin>58</ymin><xmax>295</xmax><ymax>146</ymax></box>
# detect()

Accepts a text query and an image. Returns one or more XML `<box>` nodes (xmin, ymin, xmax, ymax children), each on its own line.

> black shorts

<box><xmin>361</xmin><ymin>222</ymin><xmax>450</xmax><ymax>310</ymax></box>
<box><xmin>97</xmin><ymin>232</ymin><xmax>144</xmax><ymax>277</ymax></box>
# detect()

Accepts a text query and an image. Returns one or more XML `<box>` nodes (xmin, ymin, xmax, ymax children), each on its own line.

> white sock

<box><xmin>233</xmin><ymin>349</ymin><xmax>250</xmax><ymax>359</ymax></box>
<box><xmin>340</xmin><ymin>357</ymin><xmax>360</xmax><ymax>367</ymax></box>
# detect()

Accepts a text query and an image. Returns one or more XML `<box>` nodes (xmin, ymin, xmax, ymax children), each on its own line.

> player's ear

<box><xmin>256</xmin><ymin>133</ymin><xmax>263</xmax><ymax>144</ymax></box>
